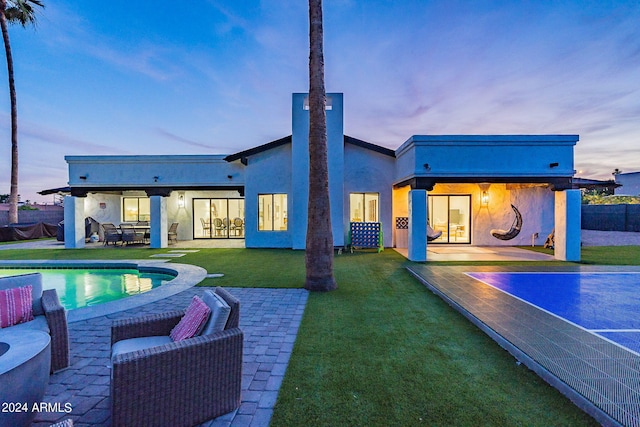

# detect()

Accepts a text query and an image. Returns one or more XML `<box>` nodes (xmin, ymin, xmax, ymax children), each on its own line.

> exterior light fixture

<box><xmin>549</xmin><ymin>162</ymin><xmax>559</xmax><ymax>168</ymax></box>
<box><xmin>478</xmin><ymin>183</ymin><xmax>491</xmax><ymax>207</ymax></box>
<box><xmin>79</xmin><ymin>175</ymin><xmax>87</xmax><ymax>180</ymax></box>
<box><xmin>153</xmin><ymin>176</ymin><xmax>160</xmax><ymax>182</ymax></box>
<box><xmin>481</xmin><ymin>191</ymin><xmax>489</xmax><ymax>206</ymax></box>
<box><xmin>423</xmin><ymin>163</ymin><xmax>431</xmax><ymax>171</ymax></box>
<box><xmin>178</xmin><ymin>192</ymin><xmax>185</xmax><ymax>208</ymax></box>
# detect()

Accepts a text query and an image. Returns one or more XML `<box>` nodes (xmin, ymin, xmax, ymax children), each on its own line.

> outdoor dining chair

<box><xmin>102</xmin><ymin>223</ymin><xmax>122</xmax><ymax>246</ymax></box>
<box><xmin>231</xmin><ymin>217</ymin><xmax>244</xmax><ymax>236</ymax></box>
<box><xmin>200</xmin><ymin>218</ymin><xmax>211</xmax><ymax>237</ymax></box>
<box><xmin>120</xmin><ymin>224</ymin><xmax>145</xmax><ymax>245</ymax></box>
<box><xmin>168</xmin><ymin>222</ymin><xmax>179</xmax><ymax>244</ymax></box>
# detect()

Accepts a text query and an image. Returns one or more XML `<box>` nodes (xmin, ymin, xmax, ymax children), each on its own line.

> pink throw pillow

<box><xmin>170</xmin><ymin>295</ymin><xmax>211</xmax><ymax>341</ymax></box>
<box><xmin>0</xmin><ymin>285</ymin><xmax>34</xmax><ymax>328</ymax></box>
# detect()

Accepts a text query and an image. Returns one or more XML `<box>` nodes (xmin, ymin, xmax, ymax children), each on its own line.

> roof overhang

<box><xmin>68</xmin><ymin>185</ymin><xmax>245</xmax><ymax>197</ymax></box>
<box><xmin>395</xmin><ymin>176</ymin><xmax>573</xmax><ymax>191</ymax></box>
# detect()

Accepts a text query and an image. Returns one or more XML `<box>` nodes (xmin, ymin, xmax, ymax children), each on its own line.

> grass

<box><xmin>2</xmin><ymin>245</ymin><xmax>636</xmax><ymax>425</ymax></box>
<box><xmin>270</xmin><ymin>251</ymin><xmax>598</xmax><ymax>426</ymax></box>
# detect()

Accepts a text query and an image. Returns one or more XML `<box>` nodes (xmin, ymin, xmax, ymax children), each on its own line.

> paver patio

<box><xmin>31</xmin><ymin>287</ymin><xmax>308</xmax><ymax>427</ymax></box>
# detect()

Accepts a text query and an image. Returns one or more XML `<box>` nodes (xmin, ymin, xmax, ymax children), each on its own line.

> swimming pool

<box><xmin>0</xmin><ymin>268</ymin><xmax>175</xmax><ymax>310</ymax></box>
<box><xmin>467</xmin><ymin>271</ymin><xmax>640</xmax><ymax>354</ymax></box>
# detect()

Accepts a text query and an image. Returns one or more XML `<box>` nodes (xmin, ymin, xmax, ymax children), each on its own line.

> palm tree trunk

<box><xmin>1</xmin><ymin>4</ymin><xmax>19</xmax><ymax>224</ymax></box>
<box><xmin>305</xmin><ymin>0</ymin><xmax>336</xmax><ymax>292</ymax></box>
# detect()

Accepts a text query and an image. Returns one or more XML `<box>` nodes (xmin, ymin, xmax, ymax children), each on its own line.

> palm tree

<box><xmin>1</xmin><ymin>0</ymin><xmax>44</xmax><ymax>224</ymax></box>
<box><xmin>305</xmin><ymin>0</ymin><xmax>336</xmax><ymax>292</ymax></box>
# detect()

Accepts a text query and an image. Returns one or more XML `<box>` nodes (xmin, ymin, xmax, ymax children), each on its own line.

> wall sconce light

<box><xmin>549</xmin><ymin>162</ymin><xmax>559</xmax><ymax>168</ymax></box>
<box><xmin>481</xmin><ymin>191</ymin><xmax>489</xmax><ymax>206</ymax></box>
<box><xmin>227</xmin><ymin>175</ymin><xmax>233</xmax><ymax>180</ymax></box>
<box><xmin>79</xmin><ymin>175</ymin><xmax>87</xmax><ymax>180</ymax></box>
<box><xmin>178</xmin><ymin>192</ymin><xmax>185</xmax><ymax>208</ymax></box>
<box><xmin>153</xmin><ymin>176</ymin><xmax>160</xmax><ymax>182</ymax></box>
<box><xmin>478</xmin><ymin>183</ymin><xmax>491</xmax><ymax>207</ymax></box>
<box><xmin>423</xmin><ymin>163</ymin><xmax>431</xmax><ymax>171</ymax></box>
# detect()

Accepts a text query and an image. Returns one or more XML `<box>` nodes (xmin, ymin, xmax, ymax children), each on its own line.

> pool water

<box><xmin>0</xmin><ymin>268</ymin><xmax>174</xmax><ymax>310</ymax></box>
<box><xmin>467</xmin><ymin>272</ymin><xmax>640</xmax><ymax>354</ymax></box>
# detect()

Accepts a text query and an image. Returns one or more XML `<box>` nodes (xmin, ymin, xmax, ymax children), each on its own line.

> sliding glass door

<box><xmin>193</xmin><ymin>198</ymin><xmax>245</xmax><ymax>239</ymax></box>
<box><xmin>428</xmin><ymin>195</ymin><xmax>471</xmax><ymax>243</ymax></box>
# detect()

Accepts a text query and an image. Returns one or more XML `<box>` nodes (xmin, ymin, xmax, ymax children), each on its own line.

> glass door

<box><xmin>428</xmin><ymin>195</ymin><xmax>471</xmax><ymax>243</ymax></box>
<box><xmin>193</xmin><ymin>198</ymin><xmax>245</xmax><ymax>239</ymax></box>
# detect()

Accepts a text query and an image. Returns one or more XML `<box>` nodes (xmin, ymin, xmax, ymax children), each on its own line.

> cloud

<box><xmin>0</xmin><ymin>114</ymin><xmax>128</xmax><ymax>154</ymax></box>
<box><xmin>154</xmin><ymin>128</ymin><xmax>214</xmax><ymax>150</ymax></box>
<box><xmin>38</xmin><ymin>3</ymin><xmax>184</xmax><ymax>82</ymax></box>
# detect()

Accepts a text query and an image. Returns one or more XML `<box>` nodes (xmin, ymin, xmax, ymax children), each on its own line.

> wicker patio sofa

<box><xmin>110</xmin><ymin>287</ymin><xmax>243</xmax><ymax>427</ymax></box>
<box><xmin>0</xmin><ymin>272</ymin><xmax>70</xmax><ymax>372</ymax></box>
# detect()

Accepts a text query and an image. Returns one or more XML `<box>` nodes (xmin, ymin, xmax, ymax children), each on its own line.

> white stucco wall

<box><xmin>615</xmin><ymin>172</ymin><xmax>640</xmax><ymax>196</ymax></box>
<box><xmin>392</xmin><ymin>183</ymin><xmax>555</xmax><ymax>247</ymax></box>
<box><xmin>66</xmin><ymin>155</ymin><xmax>244</xmax><ymax>188</ymax></box>
<box><xmin>80</xmin><ymin>190</ymin><xmax>242</xmax><ymax>242</ymax></box>
<box><xmin>433</xmin><ymin>183</ymin><xmax>554</xmax><ymax>246</ymax></box>
<box><xmin>344</xmin><ymin>143</ymin><xmax>395</xmax><ymax>247</ymax></box>
<box><xmin>291</xmin><ymin>93</ymin><xmax>345</xmax><ymax>249</ymax></box>
<box><xmin>395</xmin><ymin>135</ymin><xmax>578</xmax><ymax>185</ymax></box>
<box><xmin>83</xmin><ymin>193</ymin><xmax>124</xmax><ymax>226</ymax></box>
<box><xmin>170</xmin><ymin>190</ymin><xmax>243</xmax><ymax>241</ymax></box>
<box><xmin>243</xmin><ymin>143</ymin><xmax>293</xmax><ymax>248</ymax></box>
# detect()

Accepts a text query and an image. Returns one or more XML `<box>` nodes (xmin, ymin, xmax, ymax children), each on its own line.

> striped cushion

<box><xmin>0</xmin><ymin>285</ymin><xmax>34</xmax><ymax>328</ymax></box>
<box><xmin>170</xmin><ymin>295</ymin><xmax>211</xmax><ymax>341</ymax></box>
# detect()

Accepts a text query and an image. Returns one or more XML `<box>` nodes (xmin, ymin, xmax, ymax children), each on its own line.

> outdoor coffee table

<box><xmin>0</xmin><ymin>328</ymin><xmax>51</xmax><ymax>427</ymax></box>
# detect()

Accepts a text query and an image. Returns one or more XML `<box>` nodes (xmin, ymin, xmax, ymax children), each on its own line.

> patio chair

<box><xmin>136</xmin><ymin>221</ymin><xmax>151</xmax><ymax>242</ymax></box>
<box><xmin>110</xmin><ymin>287</ymin><xmax>243</xmax><ymax>427</ymax></box>
<box><xmin>168</xmin><ymin>222</ymin><xmax>179</xmax><ymax>244</ymax></box>
<box><xmin>427</xmin><ymin>224</ymin><xmax>443</xmax><ymax>241</ymax></box>
<box><xmin>102</xmin><ymin>223</ymin><xmax>122</xmax><ymax>246</ymax></box>
<box><xmin>200</xmin><ymin>218</ymin><xmax>211</xmax><ymax>237</ymax></box>
<box><xmin>231</xmin><ymin>217</ymin><xmax>244</xmax><ymax>236</ymax></box>
<box><xmin>214</xmin><ymin>217</ymin><xmax>226</xmax><ymax>237</ymax></box>
<box><xmin>120</xmin><ymin>224</ymin><xmax>145</xmax><ymax>245</ymax></box>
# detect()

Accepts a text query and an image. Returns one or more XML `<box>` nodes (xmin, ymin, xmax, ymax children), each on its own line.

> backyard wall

<box><xmin>0</xmin><ymin>207</ymin><xmax>64</xmax><ymax>226</ymax></box>
<box><xmin>581</xmin><ymin>204</ymin><xmax>640</xmax><ymax>232</ymax></box>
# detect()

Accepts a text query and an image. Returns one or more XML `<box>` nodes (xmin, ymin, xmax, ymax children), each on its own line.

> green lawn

<box><xmin>2</xmin><ymin>245</ymin><xmax>635</xmax><ymax>425</ymax></box>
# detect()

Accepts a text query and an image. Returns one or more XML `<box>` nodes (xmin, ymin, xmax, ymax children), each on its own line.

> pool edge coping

<box><xmin>0</xmin><ymin>260</ymin><xmax>208</xmax><ymax>323</ymax></box>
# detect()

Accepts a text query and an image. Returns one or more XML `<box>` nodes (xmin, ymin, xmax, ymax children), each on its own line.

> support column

<box><xmin>64</xmin><ymin>196</ymin><xmax>85</xmax><ymax>249</ymax></box>
<box><xmin>554</xmin><ymin>189</ymin><xmax>581</xmax><ymax>261</ymax></box>
<box><xmin>150</xmin><ymin>195</ymin><xmax>168</xmax><ymax>249</ymax></box>
<box><xmin>408</xmin><ymin>189</ymin><xmax>427</xmax><ymax>262</ymax></box>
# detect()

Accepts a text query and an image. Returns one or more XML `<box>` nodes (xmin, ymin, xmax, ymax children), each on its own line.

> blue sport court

<box><xmin>467</xmin><ymin>272</ymin><xmax>640</xmax><ymax>354</ymax></box>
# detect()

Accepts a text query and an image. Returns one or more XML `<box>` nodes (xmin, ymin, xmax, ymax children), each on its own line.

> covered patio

<box><xmin>62</xmin><ymin>155</ymin><xmax>246</xmax><ymax>249</ymax></box>
<box><xmin>393</xmin><ymin>135</ymin><xmax>582</xmax><ymax>262</ymax></box>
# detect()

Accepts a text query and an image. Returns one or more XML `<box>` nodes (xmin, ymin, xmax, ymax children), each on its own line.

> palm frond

<box><xmin>4</xmin><ymin>0</ymin><xmax>44</xmax><ymax>28</ymax></box>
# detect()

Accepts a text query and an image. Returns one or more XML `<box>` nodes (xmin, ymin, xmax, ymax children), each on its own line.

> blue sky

<box><xmin>1</xmin><ymin>0</ymin><xmax>639</xmax><ymax>202</ymax></box>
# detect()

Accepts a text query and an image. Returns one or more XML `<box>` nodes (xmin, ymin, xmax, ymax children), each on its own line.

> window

<box><xmin>428</xmin><ymin>195</ymin><xmax>471</xmax><ymax>243</ymax></box>
<box><xmin>258</xmin><ymin>194</ymin><xmax>287</xmax><ymax>231</ymax></box>
<box><xmin>350</xmin><ymin>193</ymin><xmax>379</xmax><ymax>222</ymax></box>
<box><xmin>123</xmin><ymin>197</ymin><xmax>150</xmax><ymax>222</ymax></box>
<box><xmin>193</xmin><ymin>198</ymin><xmax>245</xmax><ymax>239</ymax></box>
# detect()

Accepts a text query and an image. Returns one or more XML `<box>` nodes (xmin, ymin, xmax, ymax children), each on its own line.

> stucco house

<box><xmin>615</xmin><ymin>172</ymin><xmax>640</xmax><ymax>196</ymax></box>
<box><xmin>63</xmin><ymin>93</ymin><xmax>581</xmax><ymax>261</ymax></box>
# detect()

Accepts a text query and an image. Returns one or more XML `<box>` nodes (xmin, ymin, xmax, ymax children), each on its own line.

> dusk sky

<box><xmin>1</xmin><ymin>0</ymin><xmax>639</xmax><ymax>203</ymax></box>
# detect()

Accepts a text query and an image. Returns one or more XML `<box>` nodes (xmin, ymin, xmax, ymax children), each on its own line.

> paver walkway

<box><xmin>32</xmin><ymin>287</ymin><xmax>308</xmax><ymax>427</ymax></box>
